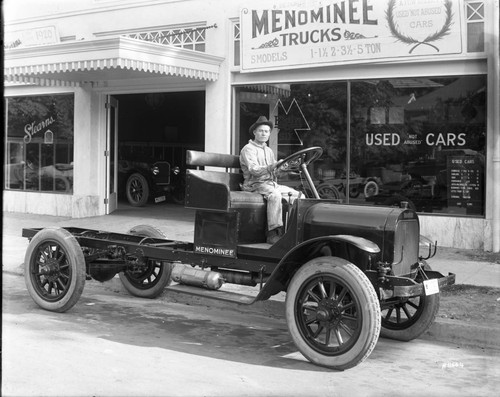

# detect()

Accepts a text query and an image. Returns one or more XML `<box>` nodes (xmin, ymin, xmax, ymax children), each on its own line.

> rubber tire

<box><xmin>380</xmin><ymin>264</ymin><xmax>440</xmax><ymax>341</ymax></box>
<box><xmin>348</xmin><ymin>185</ymin><xmax>360</xmax><ymax>198</ymax></box>
<box><xmin>54</xmin><ymin>177</ymin><xmax>71</xmax><ymax>192</ymax></box>
<box><xmin>317</xmin><ymin>184</ymin><xmax>341</xmax><ymax>200</ymax></box>
<box><xmin>364</xmin><ymin>180</ymin><xmax>379</xmax><ymax>198</ymax></box>
<box><xmin>285</xmin><ymin>257</ymin><xmax>381</xmax><ymax>370</ymax></box>
<box><xmin>24</xmin><ymin>227</ymin><xmax>86</xmax><ymax>312</ymax></box>
<box><xmin>126</xmin><ymin>173</ymin><xmax>149</xmax><ymax>207</ymax></box>
<box><xmin>170</xmin><ymin>185</ymin><xmax>185</xmax><ymax>205</ymax></box>
<box><xmin>119</xmin><ymin>225</ymin><xmax>172</xmax><ymax>298</ymax></box>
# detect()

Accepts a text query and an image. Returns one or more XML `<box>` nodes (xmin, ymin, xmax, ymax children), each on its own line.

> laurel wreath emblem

<box><xmin>386</xmin><ymin>0</ymin><xmax>454</xmax><ymax>54</ymax></box>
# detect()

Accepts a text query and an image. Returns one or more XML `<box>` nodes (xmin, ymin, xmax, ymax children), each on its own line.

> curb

<box><xmin>422</xmin><ymin>318</ymin><xmax>500</xmax><ymax>350</ymax></box>
<box><xmin>6</xmin><ymin>267</ymin><xmax>499</xmax><ymax>351</ymax></box>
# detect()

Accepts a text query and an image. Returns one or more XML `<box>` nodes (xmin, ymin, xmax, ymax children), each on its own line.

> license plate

<box><xmin>154</xmin><ymin>195</ymin><xmax>166</xmax><ymax>203</ymax></box>
<box><xmin>423</xmin><ymin>279</ymin><xmax>439</xmax><ymax>296</ymax></box>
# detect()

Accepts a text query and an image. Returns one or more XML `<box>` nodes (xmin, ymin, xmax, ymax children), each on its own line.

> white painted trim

<box><xmin>4</xmin><ymin>0</ymin><xmax>194</xmax><ymax>26</ymax></box>
<box><xmin>4</xmin><ymin>36</ymin><xmax>225</xmax><ymax>85</ymax></box>
<box><xmin>231</xmin><ymin>58</ymin><xmax>487</xmax><ymax>86</ymax></box>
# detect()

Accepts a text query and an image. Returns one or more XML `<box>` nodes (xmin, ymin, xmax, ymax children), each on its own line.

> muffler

<box><xmin>171</xmin><ymin>264</ymin><xmax>225</xmax><ymax>290</ymax></box>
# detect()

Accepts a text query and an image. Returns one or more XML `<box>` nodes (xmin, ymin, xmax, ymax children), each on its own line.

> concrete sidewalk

<box><xmin>3</xmin><ymin>205</ymin><xmax>500</xmax><ymax>350</ymax></box>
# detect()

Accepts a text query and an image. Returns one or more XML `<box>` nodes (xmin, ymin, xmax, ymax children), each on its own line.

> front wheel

<box><xmin>285</xmin><ymin>257</ymin><xmax>381</xmax><ymax>370</ymax></box>
<box><xmin>24</xmin><ymin>227</ymin><xmax>86</xmax><ymax>312</ymax></box>
<box><xmin>170</xmin><ymin>181</ymin><xmax>186</xmax><ymax>205</ymax></box>
<box><xmin>119</xmin><ymin>225</ymin><xmax>173</xmax><ymax>298</ymax></box>
<box><xmin>126</xmin><ymin>173</ymin><xmax>149</xmax><ymax>207</ymax></box>
<box><xmin>380</xmin><ymin>264</ymin><xmax>440</xmax><ymax>341</ymax></box>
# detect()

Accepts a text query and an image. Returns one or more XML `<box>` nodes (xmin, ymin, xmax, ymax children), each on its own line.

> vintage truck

<box><xmin>22</xmin><ymin>147</ymin><xmax>455</xmax><ymax>370</ymax></box>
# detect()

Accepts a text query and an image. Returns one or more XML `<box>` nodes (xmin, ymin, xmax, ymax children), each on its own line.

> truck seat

<box><xmin>185</xmin><ymin>150</ymin><xmax>265</xmax><ymax>212</ymax></box>
<box><xmin>185</xmin><ymin>150</ymin><xmax>267</xmax><ymax>243</ymax></box>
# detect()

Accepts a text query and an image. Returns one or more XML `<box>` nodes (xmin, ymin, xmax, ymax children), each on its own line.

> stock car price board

<box><xmin>447</xmin><ymin>155</ymin><xmax>483</xmax><ymax>215</ymax></box>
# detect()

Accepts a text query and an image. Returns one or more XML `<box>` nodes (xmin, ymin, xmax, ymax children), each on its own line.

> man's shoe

<box><xmin>266</xmin><ymin>227</ymin><xmax>283</xmax><ymax>244</ymax></box>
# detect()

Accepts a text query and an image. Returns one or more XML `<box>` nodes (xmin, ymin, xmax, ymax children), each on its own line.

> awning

<box><xmin>4</xmin><ymin>36</ymin><xmax>225</xmax><ymax>87</ymax></box>
<box><xmin>243</xmin><ymin>84</ymin><xmax>291</xmax><ymax>97</ymax></box>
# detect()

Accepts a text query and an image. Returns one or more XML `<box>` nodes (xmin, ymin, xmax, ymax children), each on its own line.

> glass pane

<box><xmin>467</xmin><ymin>22</ymin><xmax>484</xmax><ymax>52</ymax></box>
<box><xmin>238</xmin><ymin>101</ymin><xmax>270</xmax><ymax>152</ymax></box>
<box><xmin>351</xmin><ymin>76</ymin><xmax>486</xmax><ymax>215</ymax></box>
<box><xmin>467</xmin><ymin>3</ymin><xmax>484</xmax><ymax>20</ymax></box>
<box><xmin>278</xmin><ymin>83</ymin><xmax>348</xmax><ymax>185</ymax></box>
<box><xmin>5</xmin><ymin>141</ymin><xmax>25</xmax><ymax>189</ymax></box>
<box><xmin>109</xmin><ymin>105</ymin><xmax>116</xmax><ymax>195</ymax></box>
<box><xmin>234</xmin><ymin>40</ymin><xmax>240</xmax><ymax>66</ymax></box>
<box><xmin>236</xmin><ymin>83</ymin><xmax>348</xmax><ymax>200</ymax></box>
<box><xmin>235</xmin><ymin>76</ymin><xmax>487</xmax><ymax>216</ymax></box>
<box><xmin>5</xmin><ymin>94</ymin><xmax>74</xmax><ymax>193</ymax></box>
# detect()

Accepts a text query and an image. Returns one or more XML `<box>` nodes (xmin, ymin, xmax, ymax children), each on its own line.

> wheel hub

<box><xmin>40</xmin><ymin>259</ymin><xmax>60</xmax><ymax>282</ymax></box>
<box><xmin>317</xmin><ymin>299</ymin><xmax>341</xmax><ymax>325</ymax></box>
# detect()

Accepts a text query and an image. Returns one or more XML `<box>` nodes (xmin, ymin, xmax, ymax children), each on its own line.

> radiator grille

<box><xmin>153</xmin><ymin>162</ymin><xmax>171</xmax><ymax>185</ymax></box>
<box><xmin>393</xmin><ymin>220</ymin><xmax>419</xmax><ymax>277</ymax></box>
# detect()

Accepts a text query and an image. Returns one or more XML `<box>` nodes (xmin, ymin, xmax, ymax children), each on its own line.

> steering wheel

<box><xmin>275</xmin><ymin>146</ymin><xmax>323</xmax><ymax>172</ymax></box>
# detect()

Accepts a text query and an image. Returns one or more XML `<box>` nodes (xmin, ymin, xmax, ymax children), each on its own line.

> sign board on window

<box><xmin>447</xmin><ymin>155</ymin><xmax>483</xmax><ymax>214</ymax></box>
<box><xmin>240</xmin><ymin>0</ymin><xmax>463</xmax><ymax>72</ymax></box>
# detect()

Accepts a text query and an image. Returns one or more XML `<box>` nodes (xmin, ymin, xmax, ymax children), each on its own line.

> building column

<box><xmin>71</xmin><ymin>85</ymin><xmax>103</xmax><ymax>217</ymax></box>
<box><xmin>489</xmin><ymin>1</ymin><xmax>500</xmax><ymax>251</ymax></box>
<box><xmin>204</xmin><ymin>17</ymin><xmax>232</xmax><ymax>155</ymax></box>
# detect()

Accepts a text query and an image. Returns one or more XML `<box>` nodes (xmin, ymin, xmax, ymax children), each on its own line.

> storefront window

<box><xmin>235</xmin><ymin>75</ymin><xmax>486</xmax><ymax>216</ymax></box>
<box><xmin>4</xmin><ymin>94</ymin><xmax>74</xmax><ymax>193</ymax></box>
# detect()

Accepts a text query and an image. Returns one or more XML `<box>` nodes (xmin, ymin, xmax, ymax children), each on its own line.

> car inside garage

<box><xmin>114</xmin><ymin>91</ymin><xmax>205</xmax><ymax>208</ymax></box>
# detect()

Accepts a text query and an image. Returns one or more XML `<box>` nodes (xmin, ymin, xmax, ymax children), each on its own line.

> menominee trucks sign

<box><xmin>240</xmin><ymin>0</ymin><xmax>463</xmax><ymax>72</ymax></box>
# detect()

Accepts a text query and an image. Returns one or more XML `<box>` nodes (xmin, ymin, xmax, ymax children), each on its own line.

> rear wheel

<box><xmin>286</xmin><ymin>257</ymin><xmax>381</xmax><ymax>370</ymax></box>
<box><xmin>119</xmin><ymin>225</ymin><xmax>172</xmax><ymax>298</ymax></box>
<box><xmin>126</xmin><ymin>173</ymin><xmax>149</xmax><ymax>207</ymax></box>
<box><xmin>364</xmin><ymin>180</ymin><xmax>379</xmax><ymax>198</ymax></box>
<box><xmin>24</xmin><ymin>227</ymin><xmax>86</xmax><ymax>312</ymax></box>
<box><xmin>316</xmin><ymin>184</ymin><xmax>341</xmax><ymax>200</ymax></box>
<box><xmin>380</xmin><ymin>295</ymin><xmax>439</xmax><ymax>341</ymax></box>
<box><xmin>380</xmin><ymin>264</ymin><xmax>440</xmax><ymax>341</ymax></box>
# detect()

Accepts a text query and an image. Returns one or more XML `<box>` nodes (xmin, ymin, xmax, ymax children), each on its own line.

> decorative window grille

<box><xmin>465</xmin><ymin>1</ymin><xmax>485</xmax><ymax>52</ymax></box>
<box><xmin>125</xmin><ymin>25</ymin><xmax>214</xmax><ymax>52</ymax></box>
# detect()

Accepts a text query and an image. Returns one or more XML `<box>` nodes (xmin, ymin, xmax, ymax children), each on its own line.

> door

<box><xmin>105</xmin><ymin>96</ymin><xmax>119</xmax><ymax>214</ymax></box>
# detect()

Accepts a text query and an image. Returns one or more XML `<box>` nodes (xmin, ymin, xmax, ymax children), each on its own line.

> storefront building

<box><xmin>3</xmin><ymin>0</ymin><xmax>500</xmax><ymax>252</ymax></box>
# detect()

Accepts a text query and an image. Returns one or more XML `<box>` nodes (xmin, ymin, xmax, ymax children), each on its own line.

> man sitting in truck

<box><xmin>240</xmin><ymin>116</ymin><xmax>301</xmax><ymax>244</ymax></box>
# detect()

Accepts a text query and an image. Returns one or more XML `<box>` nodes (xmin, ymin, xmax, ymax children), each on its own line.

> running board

<box><xmin>166</xmin><ymin>284</ymin><xmax>257</xmax><ymax>305</ymax></box>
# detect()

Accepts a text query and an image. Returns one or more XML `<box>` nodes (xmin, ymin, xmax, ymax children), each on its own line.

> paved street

<box><xmin>2</xmin><ymin>273</ymin><xmax>499</xmax><ymax>397</ymax></box>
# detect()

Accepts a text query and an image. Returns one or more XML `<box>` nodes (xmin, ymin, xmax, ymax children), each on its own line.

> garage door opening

<box><xmin>113</xmin><ymin>91</ymin><xmax>205</xmax><ymax>208</ymax></box>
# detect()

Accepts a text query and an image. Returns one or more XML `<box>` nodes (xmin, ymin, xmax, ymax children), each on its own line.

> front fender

<box><xmin>255</xmin><ymin>235</ymin><xmax>380</xmax><ymax>301</ymax></box>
